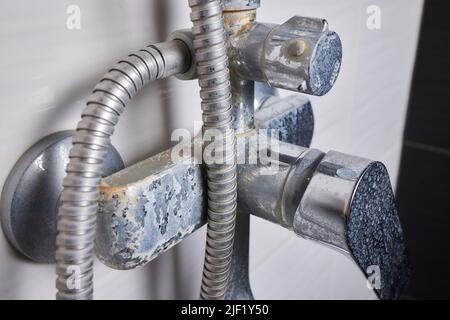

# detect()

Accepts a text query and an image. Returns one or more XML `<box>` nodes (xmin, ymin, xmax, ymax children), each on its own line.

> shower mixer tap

<box><xmin>0</xmin><ymin>0</ymin><xmax>409</xmax><ymax>300</ymax></box>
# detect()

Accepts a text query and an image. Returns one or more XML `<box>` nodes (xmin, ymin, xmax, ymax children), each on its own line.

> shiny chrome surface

<box><xmin>293</xmin><ymin>151</ymin><xmax>410</xmax><ymax>299</ymax></box>
<box><xmin>237</xmin><ymin>143</ymin><xmax>311</xmax><ymax>226</ymax></box>
<box><xmin>231</xmin><ymin>78</ymin><xmax>255</xmax><ymax>133</ymax></box>
<box><xmin>254</xmin><ymin>81</ymin><xmax>279</xmax><ymax>111</ymax></box>
<box><xmin>239</xmin><ymin>148</ymin><xmax>409</xmax><ymax>299</ymax></box>
<box><xmin>294</xmin><ymin>151</ymin><xmax>373</xmax><ymax>251</ymax></box>
<box><xmin>170</xmin><ymin>29</ymin><xmax>198</xmax><ymax>81</ymax></box>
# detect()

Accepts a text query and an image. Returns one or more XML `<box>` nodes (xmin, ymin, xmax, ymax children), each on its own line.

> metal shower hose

<box><xmin>56</xmin><ymin>0</ymin><xmax>236</xmax><ymax>300</ymax></box>
<box><xmin>55</xmin><ymin>40</ymin><xmax>189</xmax><ymax>300</ymax></box>
<box><xmin>188</xmin><ymin>0</ymin><xmax>237</xmax><ymax>300</ymax></box>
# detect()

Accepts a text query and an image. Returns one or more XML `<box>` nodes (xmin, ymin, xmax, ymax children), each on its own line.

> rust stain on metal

<box><xmin>96</xmin><ymin>150</ymin><xmax>207</xmax><ymax>270</ymax></box>
<box><xmin>224</xmin><ymin>10</ymin><xmax>257</xmax><ymax>36</ymax></box>
<box><xmin>99</xmin><ymin>182</ymin><xmax>126</xmax><ymax>194</ymax></box>
<box><xmin>96</xmin><ymin>91</ymin><xmax>314</xmax><ymax>270</ymax></box>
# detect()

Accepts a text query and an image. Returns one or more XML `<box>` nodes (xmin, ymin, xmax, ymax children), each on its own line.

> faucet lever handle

<box><xmin>293</xmin><ymin>151</ymin><xmax>410</xmax><ymax>299</ymax></box>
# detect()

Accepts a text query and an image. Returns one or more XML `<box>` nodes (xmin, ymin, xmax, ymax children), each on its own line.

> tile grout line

<box><xmin>404</xmin><ymin>140</ymin><xmax>450</xmax><ymax>158</ymax></box>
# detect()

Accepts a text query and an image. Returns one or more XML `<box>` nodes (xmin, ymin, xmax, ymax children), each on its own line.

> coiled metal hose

<box><xmin>188</xmin><ymin>0</ymin><xmax>237</xmax><ymax>300</ymax></box>
<box><xmin>55</xmin><ymin>40</ymin><xmax>190</xmax><ymax>300</ymax></box>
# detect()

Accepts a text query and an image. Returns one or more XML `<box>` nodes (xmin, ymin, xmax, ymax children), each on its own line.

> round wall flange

<box><xmin>0</xmin><ymin>131</ymin><xmax>125</xmax><ymax>263</ymax></box>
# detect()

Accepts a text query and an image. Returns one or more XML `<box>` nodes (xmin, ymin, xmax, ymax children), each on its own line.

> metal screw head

<box><xmin>264</xmin><ymin>16</ymin><xmax>343</xmax><ymax>96</ymax></box>
<box><xmin>287</xmin><ymin>39</ymin><xmax>307</xmax><ymax>58</ymax></box>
